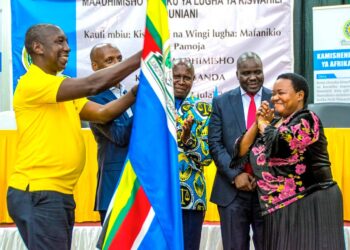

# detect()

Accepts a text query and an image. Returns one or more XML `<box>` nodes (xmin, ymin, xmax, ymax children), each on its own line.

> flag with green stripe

<box><xmin>97</xmin><ymin>0</ymin><xmax>183</xmax><ymax>249</ymax></box>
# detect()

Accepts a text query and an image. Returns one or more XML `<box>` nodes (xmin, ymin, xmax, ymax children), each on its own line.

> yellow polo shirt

<box><xmin>10</xmin><ymin>64</ymin><xmax>89</xmax><ymax>194</ymax></box>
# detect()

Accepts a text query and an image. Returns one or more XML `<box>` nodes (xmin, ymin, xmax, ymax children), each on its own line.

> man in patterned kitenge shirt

<box><xmin>173</xmin><ymin>58</ymin><xmax>212</xmax><ymax>250</ymax></box>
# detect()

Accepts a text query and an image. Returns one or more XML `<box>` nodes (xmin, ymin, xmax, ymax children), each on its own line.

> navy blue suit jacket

<box><xmin>208</xmin><ymin>87</ymin><xmax>272</xmax><ymax>206</ymax></box>
<box><xmin>88</xmin><ymin>89</ymin><xmax>133</xmax><ymax>211</ymax></box>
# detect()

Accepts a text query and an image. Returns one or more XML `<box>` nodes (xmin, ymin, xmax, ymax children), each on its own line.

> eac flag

<box><xmin>97</xmin><ymin>0</ymin><xmax>183</xmax><ymax>249</ymax></box>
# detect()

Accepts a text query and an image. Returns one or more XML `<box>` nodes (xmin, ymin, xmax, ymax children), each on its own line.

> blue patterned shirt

<box><xmin>176</xmin><ymin>95</ymin><xmax>212</xmax><ymax>211</ymax></box>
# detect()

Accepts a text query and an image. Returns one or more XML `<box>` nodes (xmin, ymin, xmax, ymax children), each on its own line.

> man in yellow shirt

<box><xmin>6</xmin><ymin>23</ymin><xmax>140</xmax><ymax>250</ymax></box>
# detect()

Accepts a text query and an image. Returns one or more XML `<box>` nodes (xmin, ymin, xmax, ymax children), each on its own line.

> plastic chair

<box><xmin>307</xmin><ymin>103</ymin><xmax>350</xmax><ymax>128</ymax></box>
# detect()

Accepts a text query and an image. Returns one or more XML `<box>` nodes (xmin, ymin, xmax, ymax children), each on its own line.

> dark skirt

<box><xmin>263</xmin><ymin>184</ymin><xmax>345</xmax><ymax>250</ymax></box>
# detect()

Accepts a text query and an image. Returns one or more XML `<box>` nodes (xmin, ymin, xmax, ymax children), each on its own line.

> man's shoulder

<box><xmin>20</xmin><ymin>65</ymin><xmax>51</xmax><ymax>82</ymax></box>
<box><xmin>184</xmin><ymin>95</ymin><xmax>212</xmax><ymax>106</ymax></box>
<box><xmin>180</xmin><ymin>96</ymin><xmax>211</xmax><ymax>120</ymax></box>
<box><xmin>15</xmin><ymin>65</ymin><xmax>64</xmax><ymax>101</ymax></box>
<box><xmin>214</xmin><ymin>88</ymin><xmax>239</xmax><ymax>102</ymax></box>
<box><xmin>262</xmin><ymin>86</ymin><xmax>272</xmax><ymax>94</ymax></box>
<box><xmin>183</xmin><ymin>95</ymin><xmax>199</xmax><ymax>104</ymax></box>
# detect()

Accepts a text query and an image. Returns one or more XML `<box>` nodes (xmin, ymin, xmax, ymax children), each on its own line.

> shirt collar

<box><xmin>240</xmin><ymin>86</ymin><xmax>262</xmax><ymax>97</ymax></box>
<box><xmin>110</xmin><ymin>83</ymin><xmax>125</xmax><ymax>93</ymax></box>
<box><xmin>175</xmin><ymin>98</ymin><xmax>184</xmax><ymax>110</ymax></box>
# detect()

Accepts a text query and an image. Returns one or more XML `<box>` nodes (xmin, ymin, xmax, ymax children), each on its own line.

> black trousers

<box><xmin>7</xmin><ymin>187</ymin><xmax>75</xmax><ymax>250</ymax></box>
<box><xmin>99</xmin><ymin>210</ymin><xmax>107</xmax><ymax>226</ymax></box>
<box><xmin>218</xmin><ymin>190</ymin><xmax>263</xmax><ymax>250</ymax></box>
<box><xmin>182</xmin><ymin>209</ymin><xmax>205</xmax><ymax>250</ymax></box>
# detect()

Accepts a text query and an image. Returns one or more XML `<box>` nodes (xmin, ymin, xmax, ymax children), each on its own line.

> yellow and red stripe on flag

<box><xmin>97</xmin><ymin>0</ymin><xmax>183</xmax><ymax>249</ymax></box>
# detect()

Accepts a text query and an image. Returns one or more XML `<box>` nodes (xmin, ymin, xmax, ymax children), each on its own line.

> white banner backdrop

<box><xmin>313</xmin><ymin>5</ymin><xmax>350</xmax><ymax>103</ymax></box>
<box><xmin>76</xmin><ymin>0</ymin><xmax>293</xmax><ymax>99</ymax></box>
<box><xmin>0</xmin><ymin>0</ymin><xmax>13</xmax><ymax>111</ymax></box>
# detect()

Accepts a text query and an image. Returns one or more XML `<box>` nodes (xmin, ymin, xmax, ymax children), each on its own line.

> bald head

<box><xmin>90</xmin><ymin>43</ymin><xmax>122</xmax><ymax>71</ymax></box>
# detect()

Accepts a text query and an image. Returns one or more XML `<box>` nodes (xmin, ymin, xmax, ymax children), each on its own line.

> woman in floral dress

<box><xmin>231</xmin><ymin>73</ymin><xmax>345</xmax><ymax>250</ymax></box>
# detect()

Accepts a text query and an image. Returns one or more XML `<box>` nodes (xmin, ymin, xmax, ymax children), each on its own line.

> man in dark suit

<box><xmin>88</xmin><ymin>43</ymin><xmax>135</xmax><ymax>224</ymax></box>
<box><xmin>208</xmin><ymin>52</ymin><xmax>271</xmax><ymax>250</ymax></box>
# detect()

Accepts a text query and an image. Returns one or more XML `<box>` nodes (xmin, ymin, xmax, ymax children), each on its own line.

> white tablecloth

<box><xmin>0</xmin><ymin>225</ymin><xmax>349</xmax><ymax>250</ymax></box>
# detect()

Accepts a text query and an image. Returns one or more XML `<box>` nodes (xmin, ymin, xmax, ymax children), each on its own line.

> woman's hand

<box><xmin>257</xmin><ymin>101</ymin><xmax>274</xmax><ymax>122</ymax></box>
<box><xmin>256</xmin><ymin>101</ymin><xmax>274</xmax><ymax>134</ymax></box>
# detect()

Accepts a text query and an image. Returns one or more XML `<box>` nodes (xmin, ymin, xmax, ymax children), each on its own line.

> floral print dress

<box><xmin>234</xmin><ymin>109</ymin><xmax>334</xmax><ymax>216</ymax></box>
<box><xmin>233</xmin><ymin>108</ymin><xmax>345</xmax><ymax>249</ymax></box>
